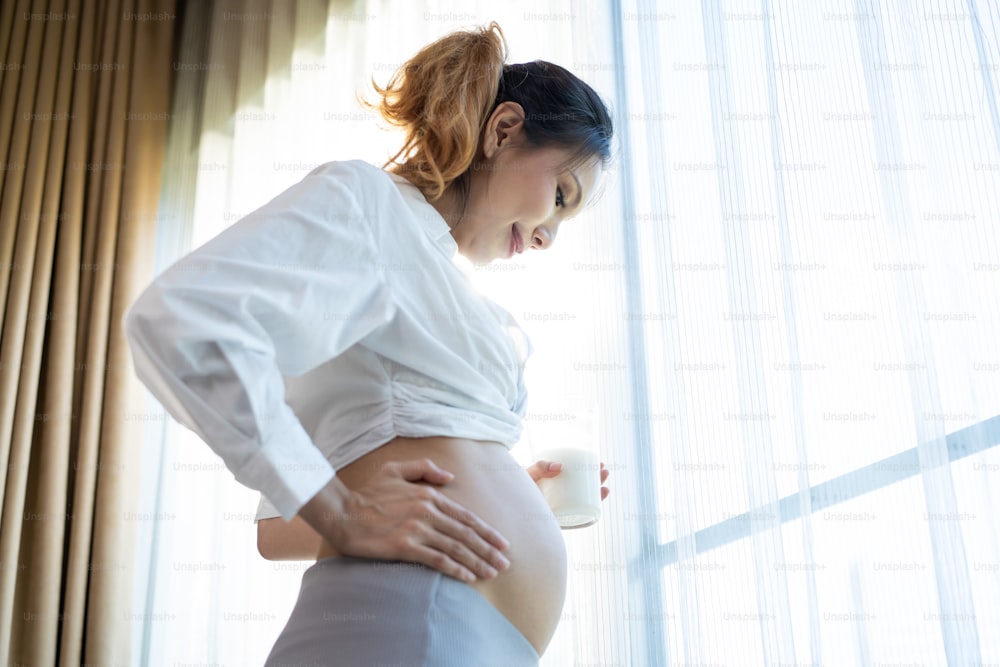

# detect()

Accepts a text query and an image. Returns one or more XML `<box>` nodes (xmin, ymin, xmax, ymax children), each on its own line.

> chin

<box><xmin>459</xmin><ymin>239</ymin><xmax>507</xmax><ymax>265</ymax></box>
<box><xmin>458</xmin><ymin>247</ymin><xmax>492</xmax><ymax>266</ymax></box>
<box><xmin>477</xmin><ymin>246</ymin><xmax>504</xmax><ymax>264</ymax></box>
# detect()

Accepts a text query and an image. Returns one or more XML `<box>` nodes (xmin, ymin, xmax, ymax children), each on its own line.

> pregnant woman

<box><xmin>125</xmin><ymin>22</ymin><xmax>612</xmax><ymax>666</ymax></box>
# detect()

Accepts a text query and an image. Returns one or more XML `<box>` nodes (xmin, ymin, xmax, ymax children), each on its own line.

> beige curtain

<box><xmin>0</xmin><ymin>0</ymin><xmax>176</xmax><ymax>664</ymax></box>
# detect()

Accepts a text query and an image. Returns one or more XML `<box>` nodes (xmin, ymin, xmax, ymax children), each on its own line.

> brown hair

<box><xmin>364</xmin><ymin>23</ymin><xmax>614</xmax><ymax>204</ymax></box>
<box><xmin>363</xmin><ymin>22</ymin><xmax>508</xmax><ymax>202</ymax></box>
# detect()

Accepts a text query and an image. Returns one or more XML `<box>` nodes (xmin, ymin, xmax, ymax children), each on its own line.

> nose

<box><xmin>531</xmin><ymin>223</ymin><xmax>557</xmax><ymax>250</ymax></box>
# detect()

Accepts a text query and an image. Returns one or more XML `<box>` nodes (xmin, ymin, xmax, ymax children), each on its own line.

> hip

<box><xmin>265</xmin><ymin>555</ymin><xmax>540</xmax><ymax>666</ymax></box>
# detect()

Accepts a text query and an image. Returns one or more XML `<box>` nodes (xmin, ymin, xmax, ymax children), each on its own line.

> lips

<box><xmin>511</xmin><ymin>225</ymin><xmax>524</xmax><ymax>255</ymax></box>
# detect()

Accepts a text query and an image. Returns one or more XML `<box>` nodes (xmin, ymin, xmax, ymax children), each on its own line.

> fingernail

<box><xmin>463</xmin><ymin>570</ymin><xmax>476</xmax><ymax>582</ymax></box>
<box><xmin>496</xmin><ymin>555</ymin><xmax>511</xmax><ymax>570</ymax></box>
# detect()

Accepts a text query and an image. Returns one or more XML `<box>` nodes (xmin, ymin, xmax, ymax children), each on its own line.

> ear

<box><xmin>482</xmin><ymin>101</ymin><xmax>526</xmax><ymax>159</ymax></box>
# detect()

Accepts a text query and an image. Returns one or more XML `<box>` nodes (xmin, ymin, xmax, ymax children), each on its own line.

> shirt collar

<box><xmin>385</xmin><ymin>171</ymin><xmax>458</xmax><ymax>258</ymax></box>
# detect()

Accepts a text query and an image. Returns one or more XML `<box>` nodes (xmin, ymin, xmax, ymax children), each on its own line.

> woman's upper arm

<box><xmin>123</xmin><ymin>163</ymin><xmax>396</xmax><ymax>520</ymax></box>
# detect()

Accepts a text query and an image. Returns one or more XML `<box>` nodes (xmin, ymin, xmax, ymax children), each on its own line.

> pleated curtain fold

<box><xmin>0</xmin><ymin>0</ymin><xmax>176</xmax><ymax>664</ymax></box>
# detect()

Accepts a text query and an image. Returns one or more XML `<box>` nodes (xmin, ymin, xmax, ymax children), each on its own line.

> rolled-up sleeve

<box><xmin>124</xmin><ymin>163</ymin><xmax>396</xmax><ymax>521</ymax></box>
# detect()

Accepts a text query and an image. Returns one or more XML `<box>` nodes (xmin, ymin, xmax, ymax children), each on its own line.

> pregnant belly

<box><xmin>314</xmin><ymin>435</ymin><xmax>568</xmax><ymax>655</ymax></box>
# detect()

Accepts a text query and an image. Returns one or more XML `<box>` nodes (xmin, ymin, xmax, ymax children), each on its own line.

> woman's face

<box><xmin>442</xmin><ymin>104</ymin><xmax>604</xmax><ymax>264</ymax></box>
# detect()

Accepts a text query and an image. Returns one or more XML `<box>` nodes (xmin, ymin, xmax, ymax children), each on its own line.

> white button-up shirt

<box><xmin>125</xmin><ymin>160</ymin><xmax>532</xmax><ymax>521</ymax></box>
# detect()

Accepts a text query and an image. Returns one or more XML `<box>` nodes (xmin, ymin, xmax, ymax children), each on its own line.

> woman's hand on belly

<box><xmin>297</xmin><ymin>458</ymin><xmax>512</xmax><ymax>583</ymax></box>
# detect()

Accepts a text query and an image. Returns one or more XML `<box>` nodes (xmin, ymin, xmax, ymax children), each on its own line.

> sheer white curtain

<box><xmin>612</xmin><ymin>0</ymin><xmax>1000</xmax><ymax>664</ymax></box>
<box><xmin>132</xmin><ymin>0</ymin><xmax>1000</xmax><ymax>664</ymax></box>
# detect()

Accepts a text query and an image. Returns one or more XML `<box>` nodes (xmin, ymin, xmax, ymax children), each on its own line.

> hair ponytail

<box><xmin>364</xmin><ymin>22</ymin><xmax>508</xmax><ymax>202</ymax></box>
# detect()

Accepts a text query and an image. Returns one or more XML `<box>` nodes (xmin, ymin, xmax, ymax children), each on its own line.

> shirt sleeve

<box><xmin>254</xmin><ymin>493</ymin><xmax>282</xmax><ymax>523</ymax></box>
<box><xmin>124</xmin><ymin>162</ymin><xmax>397</xmax><ymax>521</ymax></box>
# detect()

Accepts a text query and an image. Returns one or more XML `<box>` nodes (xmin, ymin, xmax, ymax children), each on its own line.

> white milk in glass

<box><xmin>525</xmin><ymin>399</ymin><xmax>601</xmax><ymax>529</ymax></box>
<box><xmin>536</xmin><ymin>446</ymin><xmax>601</xmax><ymax>528</ymax></box>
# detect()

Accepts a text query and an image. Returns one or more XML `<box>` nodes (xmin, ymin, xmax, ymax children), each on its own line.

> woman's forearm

<box><xmin>257</xmin><ymin>515</ymin><xmax>324</xmax><ymax>561</ymax></box>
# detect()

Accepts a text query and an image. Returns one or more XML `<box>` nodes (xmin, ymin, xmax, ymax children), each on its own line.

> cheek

<box><xmin>480</xmin><ymin>167</ymin><xmax>552</xmax><ymax>223</ymax></box>
<box><xmin>520</xmin><ymin>178</ymin><xmax>553</xmax><ymax>218</ymax></box>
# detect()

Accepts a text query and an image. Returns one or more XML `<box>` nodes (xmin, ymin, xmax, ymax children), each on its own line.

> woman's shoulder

<box><xmin>303</xmin><ymin>160</ymin><xmax>416</xmax><ymax>216</ymax></box>
<box><xmin>305</xmin><ymin>159</ymin><xmax>395</xmax><ymax>191</ymax></box>
<box><xmin>300</xmin><ymin>160</ymin><xmax>447</xmax><ymax>251</ymax></box>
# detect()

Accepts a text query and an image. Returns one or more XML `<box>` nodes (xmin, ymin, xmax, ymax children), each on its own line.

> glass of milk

<box><xmin>524</xmin><ymin>398</ymin><xmax>602</xmax><ymax>529</ymax></box>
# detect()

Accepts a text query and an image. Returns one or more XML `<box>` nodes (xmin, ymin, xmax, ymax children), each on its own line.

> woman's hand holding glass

<box><xmin>526</xmin><ymin>460</ymin><xmax>611</xmax><ymax>502</ymax></box>
<box><xmin>523</xmin><ymin>399</ymin><xmax>608</xmax><ymax>528</ymax></box>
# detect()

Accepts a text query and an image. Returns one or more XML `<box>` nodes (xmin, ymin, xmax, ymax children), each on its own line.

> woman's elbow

<box><xmin>256</xmin><ymin>522</ymin><xmax>279</xmax><ymax>560</ymax></box>
<box><xmin>257</xmin><ymin>520</ymin><xmax>289</xmax><ymax>560</ymax></box>
<box><xmin>123</xmin><ymin>289</ymin><xmax>169</xmax><ymax>366</ymax></box>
